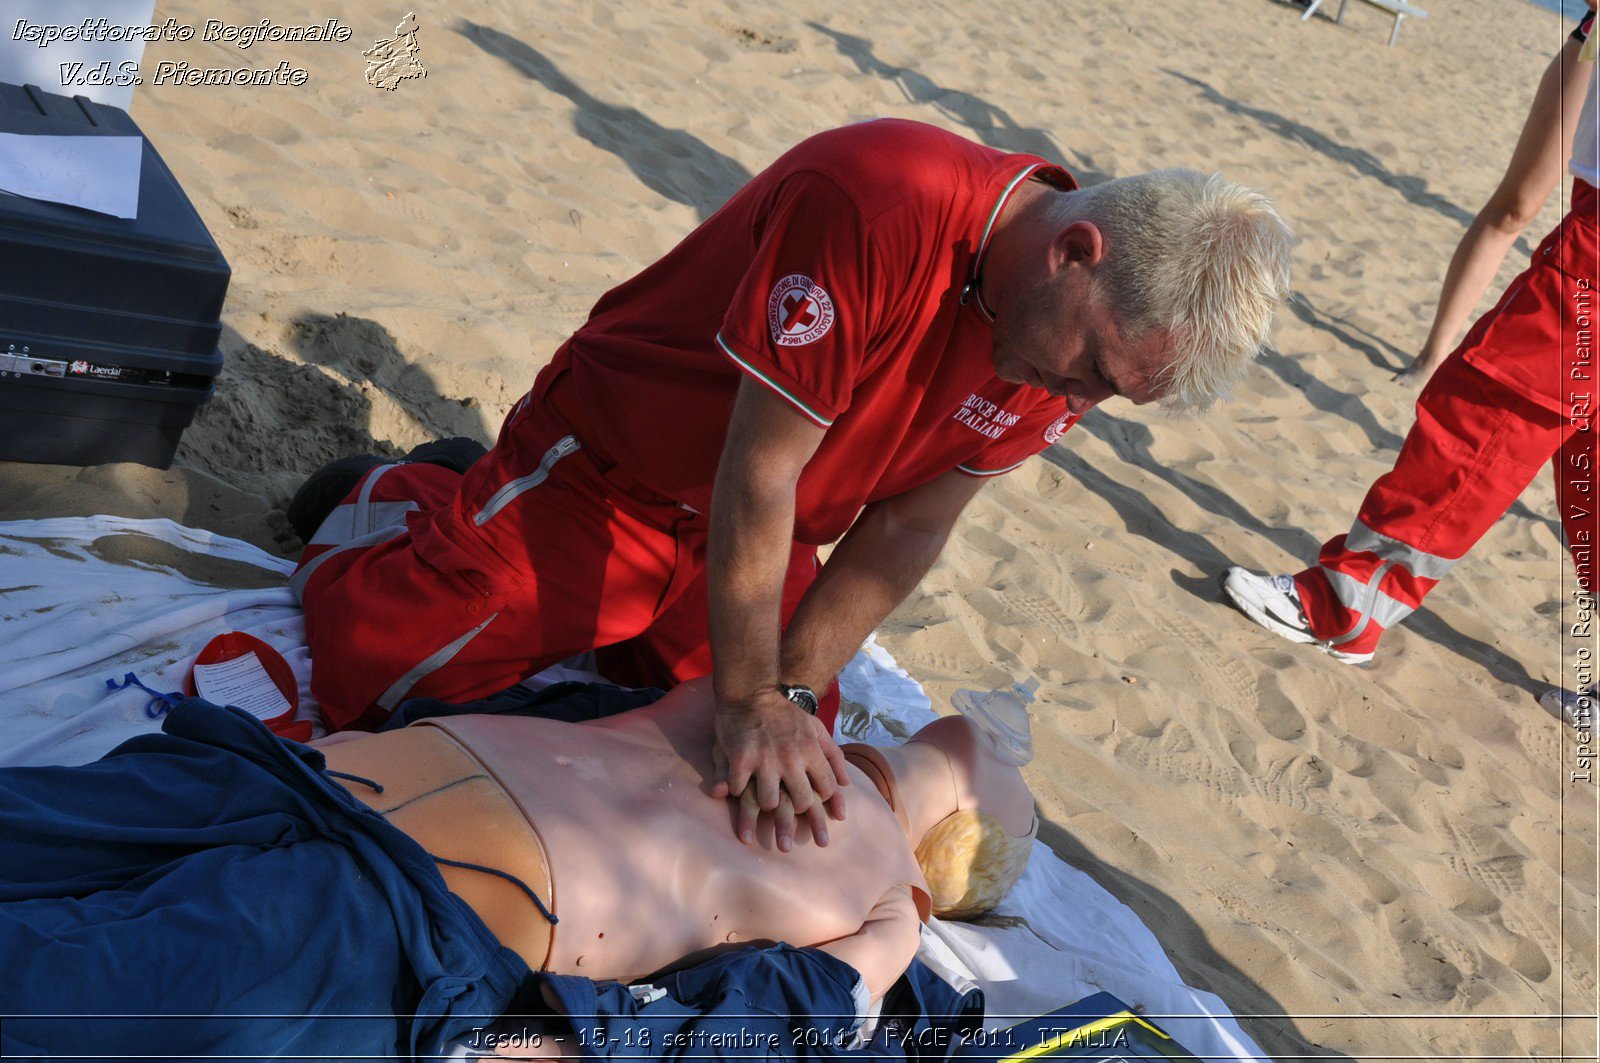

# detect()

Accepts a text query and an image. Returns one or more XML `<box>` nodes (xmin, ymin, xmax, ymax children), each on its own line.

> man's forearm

<box><xmin>779</xmin><ymin>502</ymin><xmax>951</xmax><ymax>690</ymax></box>
<box><xmin>707</xmin><ymin>379</ymin><xmax>825</xmax><ymax>708</ymax></box>
<box><xmin>708</xmin><ymin>464</ymin><xmax>800</xmax><ymax>706</ymax></box>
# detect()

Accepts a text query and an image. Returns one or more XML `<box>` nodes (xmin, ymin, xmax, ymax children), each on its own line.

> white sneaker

<box><xmin>1538</xmin><ymin>684</ymin><xmax>1595</xmax><ymax>727</ymax></box>
<box><xmin>1220</xmin><ymin>567</ymin><xmax>1374</xmax><ymax>665</ymax></box>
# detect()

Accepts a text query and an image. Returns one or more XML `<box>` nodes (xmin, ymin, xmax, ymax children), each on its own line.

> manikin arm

<box><xmin>815</xmin><ymin>884</ymin><xmax>925</xmax><ymax>1008</ymax></box>
<box><xmin>1398</xmin><ymin>32</ymin><xmax>1593</xmax><ymax>385</ymax></box>
<box><xmin>491</xmin><ymin>888</ymin><xmax>923</xmax><ymax>1059</ymax></box>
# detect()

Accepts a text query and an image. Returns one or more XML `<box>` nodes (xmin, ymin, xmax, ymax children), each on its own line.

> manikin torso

<box><xmin>410</xmin><ymin>682</ymin><xmax>929</xmax><ymax>983</ymax></box>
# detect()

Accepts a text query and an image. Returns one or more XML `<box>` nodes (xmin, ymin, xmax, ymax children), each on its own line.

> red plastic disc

<box><xmin>186</xmin><ymin>631</ymin><xmax>302</xmax><ymax>734</ymax></box>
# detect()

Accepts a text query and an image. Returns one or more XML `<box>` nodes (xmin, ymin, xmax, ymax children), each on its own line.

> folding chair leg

<box><xmin>1389</xmin><ymin>13</ymin><xmax>1405</xmax><ymax>46</ymax></box>
<box><xmin>1301</xmin><ymin>0</ymin><xmax>1324</xmax><ymax>21</ymax></box>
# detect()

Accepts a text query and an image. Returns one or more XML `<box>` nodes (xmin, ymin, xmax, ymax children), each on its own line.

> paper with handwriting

<box><xmin>0</xmin><ymin>133</ymin><xmax>142</xmax><ymax>218</ymax></box>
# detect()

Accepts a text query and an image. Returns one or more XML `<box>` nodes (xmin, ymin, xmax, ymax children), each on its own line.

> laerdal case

<box><xmin>0</xmin><ymin>81</ymin><xmax>229</xmax><ymax>468</ymax></box>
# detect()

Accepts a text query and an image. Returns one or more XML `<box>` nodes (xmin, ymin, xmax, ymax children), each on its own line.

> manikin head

<box><xmin>854</xmin><ymin>717</ymin><xmax>1037</xmax><ymax>920</ymax></box>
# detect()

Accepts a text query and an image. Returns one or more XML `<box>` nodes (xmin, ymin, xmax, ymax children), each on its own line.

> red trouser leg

<box><xmin>294</xmin><ymin>403</ymin><xmax>688</xmax><ymax>730</ymax></box>
<box><xmin>1292</xmin><ymin>210</ymin><xmax>1592</xmax><ymax>656</ymax></box>
<box><xmin>593</xmin><ymin>542</ymin><xmax>843</xmax><ymax>731</ymax></box>
<box><xmin>1553</xmin><ymin>407</ymin><xmax>1598</xmax><ymax>595</ymax></box>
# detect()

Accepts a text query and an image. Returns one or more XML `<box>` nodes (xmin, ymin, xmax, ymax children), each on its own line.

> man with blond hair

<box><xmin>288</xmin><ymin>118</ymin><xmax>1294</xmax><ymax>834</ymax></box>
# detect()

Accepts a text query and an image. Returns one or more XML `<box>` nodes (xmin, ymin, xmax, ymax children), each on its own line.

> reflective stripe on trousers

<box><xmin>363</xmin><ymin>436</ymin><xmax>581</xmax><ymax>709</ymax></box>
<box><xmin>291</xmin><ymin>464</ymin><xmax>410</xmax><ymax>603</ymax></box>
<box><xmin>1319</xmin><ymin>518</ymin><xmax>1459</xmax><ymax>646</ymax></box>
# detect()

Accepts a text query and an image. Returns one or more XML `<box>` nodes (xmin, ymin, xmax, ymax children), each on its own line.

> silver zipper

<box><xmin>473</xmin><ymin>435</ymin><xmax>581</xmax><ymax>526</ymax></box>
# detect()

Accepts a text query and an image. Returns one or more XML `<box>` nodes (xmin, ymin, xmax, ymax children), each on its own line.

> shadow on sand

<box><xmin>807</xmin><ymin>22</ymin><xmax>1111</xmax><ymax>186</ymax></box>
<box><xmin>457</xmin><ymin>20</ymin><xmax>752</xmax><ymax>222</ymax></box>
<box><xmin>1034</xmin><ymin>815</ymin><xmax>1351</xmax><ymax>1061</ymax></box>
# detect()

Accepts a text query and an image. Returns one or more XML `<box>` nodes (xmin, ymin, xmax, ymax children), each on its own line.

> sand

<box><xmin>5</xmin><ymin>0</ymin><xmax>1596</xmax><ymax>1057</ymax></box>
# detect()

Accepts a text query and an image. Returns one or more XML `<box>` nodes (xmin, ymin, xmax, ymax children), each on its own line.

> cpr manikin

<box><xmin>1</xmin><ymin>677</ymin><xmax>1039</xmax><ymax>1059</ymax></box>
<box><xmin>313</xmin><ymin>676</ymin><xmax>1037</xmax><ymax>1004</ymax></box>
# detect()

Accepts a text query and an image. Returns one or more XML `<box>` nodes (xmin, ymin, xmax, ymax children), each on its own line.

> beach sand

<box><xmin>4</xmin><ymin>0</ymin><xmax>1595</xmax><ymax>1057</ymax></box>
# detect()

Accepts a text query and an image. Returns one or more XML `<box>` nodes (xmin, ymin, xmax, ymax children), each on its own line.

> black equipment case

<box><xmin>0</xmin><ymin>82</ymin><xmax>230</xmax><ymax>469</ymax></box>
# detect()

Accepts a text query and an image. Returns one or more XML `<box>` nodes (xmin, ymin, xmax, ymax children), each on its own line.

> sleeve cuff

<box><xmin>715</xmin><ymin>333</ymin><xmax>836</xmax><ymax>428</ymax></box>
<box><xmin>955</xmin><ymin>458</ymin><xmax>1028</xmax><ymax>478</ymax></box>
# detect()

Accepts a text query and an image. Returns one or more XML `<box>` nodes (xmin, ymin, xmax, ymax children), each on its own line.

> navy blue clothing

<box><xmin>383</xmin><ymin>678</ymin><xmax>665</xmax><ymax>730</ymax></box>
<box><xmin>0</xmin><ymin>699</ymin><xmax>538</xmax><ymax>1059</ymax></box>
<box><xmin>540</xmin><ymin>945</ymin><xmax>862</xmax><ymax>1059</ymax></box>
<box><xmin>863</xmin><ymin>963</ymin><xmax>985</xmax><ymax>1060</ymax></box>
<box><xmin>525</xmin><ymin>948</ymin><xmax>978</xmax><ymax>1060</ymax></box>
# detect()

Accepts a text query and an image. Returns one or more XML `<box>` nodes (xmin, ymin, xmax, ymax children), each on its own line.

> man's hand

<box><xmin>731</xmin><ymin>780</ymin><xmax>834</xmax><ymax>855</ymax></box>
<box><xmin>710</xmin><ymin>688</ymin><xmax>848</xmax><ymax>849</ymax></box>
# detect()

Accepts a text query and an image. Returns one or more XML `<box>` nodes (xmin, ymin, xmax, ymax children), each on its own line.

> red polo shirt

<box><xmin>542</xmin><ymin>119</ymin><xmax>1075</xmax><ymax>544</ymax></box>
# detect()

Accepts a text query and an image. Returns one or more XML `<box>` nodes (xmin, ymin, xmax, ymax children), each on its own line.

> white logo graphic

<box><xmin>364</xmin><ymin>12</ymin><xmax>426</xmax><ymax>91</ymax></box>
<box><xmin>767</xmin><ymin>274</ymin><xmax>835</xmax><ymax>347</ymax></box>
<box><xmin>1043</xmin><ymin>414</ymin><xmax>1072</xmax><ymax>445</ymax></box>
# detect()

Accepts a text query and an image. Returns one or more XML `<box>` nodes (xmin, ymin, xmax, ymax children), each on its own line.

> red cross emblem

<box><xmin>767</xmin><ymin>274</ymin><xmax>835</xmax><ymax>346</ymax></box>
<box><xmin>781</xmin><ymin>292</ymin><xmax>817</xmax><ymax>332</ymax></box>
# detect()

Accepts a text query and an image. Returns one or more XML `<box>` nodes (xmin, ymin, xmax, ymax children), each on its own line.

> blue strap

<box><xmin>105</xmin><ymin>672</ymin><xmax>187</xmax><ymax>720</ymax></box>
<box><xmin>325</xmin><ymin>769</ymin><xmax>386</xmax><ymax>794</ymax></box>
<box><xmin>432</xmin><ymin>855</ymin><xmax>558</xmax><ymax>926</ymax></box>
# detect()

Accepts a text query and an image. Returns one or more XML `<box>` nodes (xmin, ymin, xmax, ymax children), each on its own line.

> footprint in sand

<box><xmin>1378</xmin><ymin>906</ymin><xmax>1464</xmax><ymax>1002</ymax></box>
<box><xmin>1253</xmin><ymin>668</ymin><xmax>1308</xmax><ymax>742</ymax></box>
<box><xmin>998</xmin><ymin>582</ymin><xmax>1081</xmax><ymax>635</ymax></box>
<box><xmin>1434</xmin><ymin>818</ymin><xmax>1559</xmax><ymax>982</ymax></box>
<box><xmin>1445</xmin><ymin>821</ymin><xmax>1526</xmax><ymax>894</ymax></box>
<box><xmin>1319</xmin><ymin>733</ymin><xmax>1378</xmax><ymax>778</ymax></box>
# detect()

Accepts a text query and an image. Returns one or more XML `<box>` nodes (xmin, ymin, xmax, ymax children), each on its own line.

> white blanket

<box><xmin>0</xmin><ymin>515</ymin><xmax>1265</xmax><ymax>1061</ymax></box>
<box><xmin>0</xmin><ymin>516</ymin><xmax>314</xmax><ymax>766</ymax></box>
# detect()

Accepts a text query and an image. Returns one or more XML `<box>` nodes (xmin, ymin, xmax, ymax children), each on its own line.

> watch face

<box><xmin>781</xmin><ymin>685</ymin><xmax>820</xmax><ymax>715</ymax></box>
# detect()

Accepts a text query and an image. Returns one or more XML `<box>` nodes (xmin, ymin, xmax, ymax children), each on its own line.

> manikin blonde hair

<box><xmin>1046</xmin><ymin>169</ymin><xmax>1295</xmax><ymax>411</ymax></box>
<box><xmin>915</xmin><ymin>808</ymin><xmax>1038</xmax><ymax>920</ymax></box>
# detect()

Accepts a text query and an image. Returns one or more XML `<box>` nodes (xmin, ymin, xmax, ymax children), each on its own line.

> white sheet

<box><xmin>0</xmin><ymin>515</ymin><xmax>1265</xmax><ymax>1061</ymax></box>
<box><xmin>0</xmin><ymin>516</ymin><xmax>313</xmax><ymax>766</ymax></box>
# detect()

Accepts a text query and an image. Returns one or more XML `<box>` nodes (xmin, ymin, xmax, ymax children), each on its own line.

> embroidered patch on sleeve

<box><xmin>767</xmin><ymin>274</ymin><xmax>836</xmax><ymax>346</ymax></box>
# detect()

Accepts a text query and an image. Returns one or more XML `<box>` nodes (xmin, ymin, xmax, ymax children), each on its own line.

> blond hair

<box><xmin>914</xmin><ymin>808</ymin><xmax>1037</xmax><ymax>920</ymax></box>
<box><xmin>1050</xmin><ymin>169</ymin><xmax>1294</xmax><ymax>410</ymax></box>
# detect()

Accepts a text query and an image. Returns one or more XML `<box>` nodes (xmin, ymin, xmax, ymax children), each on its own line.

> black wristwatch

<box><xmin>779</xmin><ymin>683</ymin><xmax>820</xmax><ymax>716</ymax></box>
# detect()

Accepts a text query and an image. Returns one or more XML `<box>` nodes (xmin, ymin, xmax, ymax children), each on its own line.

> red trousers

<box><xmin>1294</xmin><ymin>183</ymin><xmax>1598</xmax><ymax>655</ymax></box>
<box><xmin>293</xmin><ymin>395</ymin><xmax>835</xmax><ymax>731</ymax></box>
